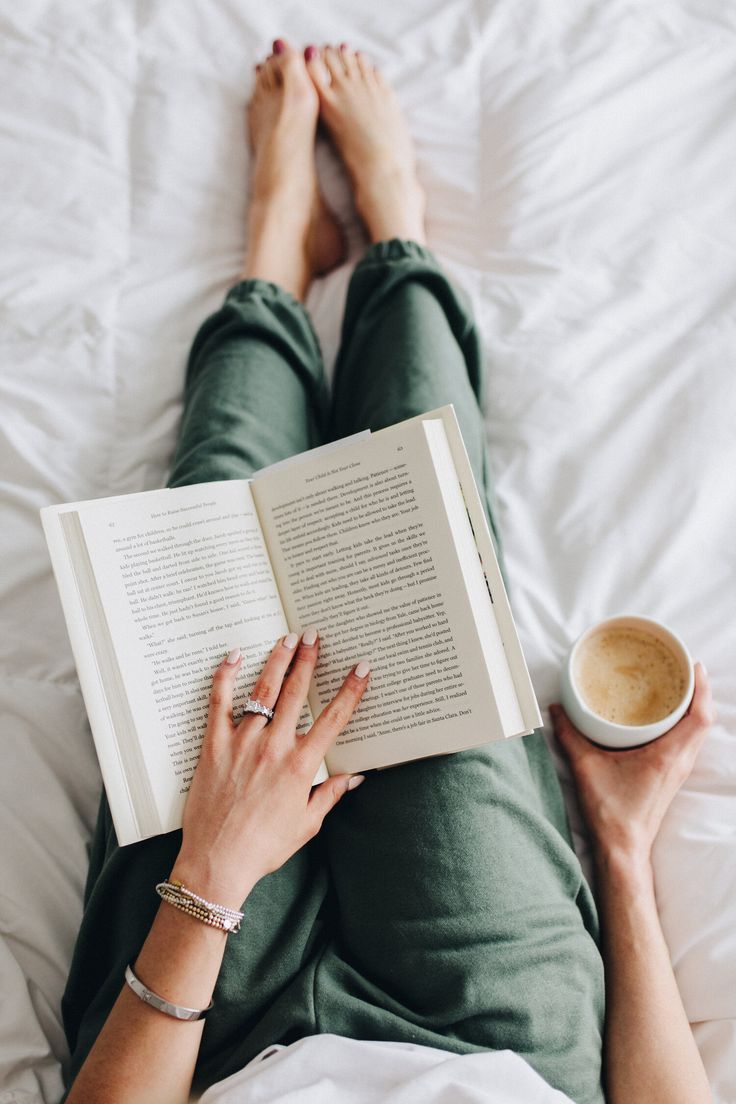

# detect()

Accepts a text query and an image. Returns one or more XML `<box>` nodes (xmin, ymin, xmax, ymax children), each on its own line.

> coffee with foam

<box><xmin>574</xmin><ymin>626</ymin><xmax>687</xmax><ymax>726</ymax></box>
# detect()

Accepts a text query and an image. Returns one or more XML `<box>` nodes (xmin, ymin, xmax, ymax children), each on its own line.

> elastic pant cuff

<box><xmin>225</xmin><ymin>277</ymin><xmax>303</xmax><ymax>310</ymax></box>
<box><xmin>357</xmin><ymin>238</ymin><xmax>439</xmax><ymax>269</ymax></box>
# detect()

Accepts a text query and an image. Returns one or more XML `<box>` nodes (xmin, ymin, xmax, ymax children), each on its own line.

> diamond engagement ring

<box><xmin>243</xmin><ymin>697</ymin><xmax>274</xmax><ymax>721</ymax></box>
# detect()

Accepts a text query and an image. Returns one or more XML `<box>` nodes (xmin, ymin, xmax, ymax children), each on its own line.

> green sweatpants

<box><xmin>62</xmin><ymin>240</ymin><xmax>605</xmax><ymax>1103</ymax></box>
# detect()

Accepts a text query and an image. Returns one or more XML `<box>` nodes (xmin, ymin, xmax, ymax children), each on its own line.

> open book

<box><xmin>42</xmin><ymin>406</ymin><xmax>541</xmax><ymax>845</ymax></box>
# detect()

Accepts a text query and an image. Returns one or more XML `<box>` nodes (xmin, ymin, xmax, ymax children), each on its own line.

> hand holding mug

<box><xmin>550</xmin><ymin>662</ymin><xmax>715</xmax><ymax>863</ymax></box>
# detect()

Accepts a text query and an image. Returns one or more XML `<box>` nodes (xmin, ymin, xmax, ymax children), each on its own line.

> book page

<box><xmin>77</xmin><ymin>481</ymin><xmax>300</xmax><ymax>835</ymax></box>
<box><xmin>253</xmin><ymin>421</ymin><xmax>505</xmax><ymax>775</ymax></box>
<box><xmin>392</xmin><ymin>405</ymin><xmax>542</xmax><ymax>733</ymax></box>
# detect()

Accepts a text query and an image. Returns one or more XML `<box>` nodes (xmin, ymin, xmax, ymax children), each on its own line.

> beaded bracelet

<box><xmin>156</xmin><ymin>878</ymin><xmax>244</xmax><ymax>934</ymax></box>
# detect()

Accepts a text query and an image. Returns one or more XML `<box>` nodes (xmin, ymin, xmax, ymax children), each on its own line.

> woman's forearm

<box><xmin>66</xmin><ymin>861</ymin><xmax>257</xmax><ymax>1104</ymax></box>
<box><xmin>66</xmin><ymin>641</ymin><xmax>368</xmax><ymax>1103</ymax></box>
<box><xmin>595</xmin><ymin>847</ymin><xmax>712</xmax><ymax>1104</ymax></box>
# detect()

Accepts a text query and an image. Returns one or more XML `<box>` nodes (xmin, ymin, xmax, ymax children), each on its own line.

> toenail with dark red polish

<box><xmin>304</xmin><ymin>45</ymin><xmax>318</xmax><ymax>60</ymax></box>
<box><xmin>273</xmin><ymin>38</ymin><xmax>285</xmax><ymax>54</ymax></box>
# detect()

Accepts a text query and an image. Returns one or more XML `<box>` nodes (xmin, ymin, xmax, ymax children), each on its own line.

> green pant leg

<box><xmin>330</xmin><ymin>239</ymin><xmax>505</xmax><ymax>573</ymax></box>
<box><xmin>169</xmin><ymin>279</ymin><xmax>330</xmax><ymax>485</ymax></box>
<box><xmin>318</xmin><ymin>241</ymin><xmax>605</xmax><ymax>1104</ymax></box>
<box><xmin>330</xmin><ymin>239</ymin><xmax>570</xmax><ymax>836</ymax></box>
<box><xmin>62</xmin><ymin>280</ymin><xmax>335</xmax><ymax>1095</ymax></box>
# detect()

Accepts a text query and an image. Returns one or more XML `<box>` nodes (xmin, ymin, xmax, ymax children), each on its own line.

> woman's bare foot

<box><xmin>304</xmin><ymin>44</ymin><xmax>426</xmax><ymax>244</ymax></box>
<box><xmin>243</xmin><ymin>39</ymin><xmax>345</xmax><ymax>300</ymax></box>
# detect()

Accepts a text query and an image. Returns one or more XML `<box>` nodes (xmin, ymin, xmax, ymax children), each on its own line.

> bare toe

<box><xmin>322</xmin><ymin>45</ymin><xmax>347</xmax><ymax>83</ymax></box>
<box><xmin>304</xmin><ymin>44</ymin><xmax>330</xmax><ymax>92</ymax></box>
<box><xmin>355</xmin><ymin>50</ymin><xmax>375</xmax><ymax>81</ymax></box>
<box><xmin>272</xmin><ymin>38</ymin><xmax>308</xmax><ymax>84</ymax></box>
<box><xmin>339</xmin><ymin>43</ymin><xmax>360</xmax><ymax>76</ymax></box>
<box><xmin>265</xmin><ymin>60</ymin><xmax>279</xmax><ymax>91</ymax></box>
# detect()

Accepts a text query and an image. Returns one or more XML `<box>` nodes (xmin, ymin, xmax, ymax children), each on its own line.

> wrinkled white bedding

<box><xmin>1</xmin><ymin>2</ymin><xmax>735</xmax><ymax>1102</ymax></box>
<box><xmin>199</xmin><ymin>1035</ymin><xmax>574</xmax><ymax>1103</ymax></box>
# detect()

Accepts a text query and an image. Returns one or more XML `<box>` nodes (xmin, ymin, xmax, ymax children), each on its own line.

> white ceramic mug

<box><xmin>559</xmin><ymin>614</ymin><xmax>695</xmax><ymax>749</ymax></box>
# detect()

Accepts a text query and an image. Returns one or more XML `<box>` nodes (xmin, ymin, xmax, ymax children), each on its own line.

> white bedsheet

<box><xmin>198</xmin><ymin>1035</ymin><xmax>573</xmax><ymax>1103</ymax></box>
<box><xmin>1</xmin><ymin>3</ymin><xmax>734</xmax><ymax>1102</ymax></box>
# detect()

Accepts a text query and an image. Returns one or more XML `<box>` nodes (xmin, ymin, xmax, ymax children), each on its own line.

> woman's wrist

<box><xmin>592</xmin><ymin>839</ymin><xmax>654</xmax><ymax>893</ymax></box>
<box><xmin>170</xmin><ymin>850</ymin><xmax>260</xmax><ymax>911</ymax></box>
<box><xmin>125</xmin><ymin>894</ymin><xmax>231</xmax><ymax>1016</ymax></box>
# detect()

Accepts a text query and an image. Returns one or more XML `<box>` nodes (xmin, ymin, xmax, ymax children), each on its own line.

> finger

<box><xmin>663</xmin><ymin>661</ymin><xmax>715</xmax><ymax>751</ymax></box>
<box><xmin>304</xmin><ymin>660</ymin><xmax>371</xmax><ymax>762</ymax></box>
<box><xmin>549</xmin><ymin>702</ymin><xmax>593</xmax><ymax>763</ymax></box>
<box><xmin>307</xmin><ymin>772</ymin><xmax>366</xmax><ymax>831</ymax></box>
<box><xmin>236</xmin><ymin>632</ymin><xmax>300</xmax><ymax>732</ymax></box>
<box><xmin>271</xmin><ymin>626</ymin><xmax>320</xmax><ymax>731</ymax></box>
<box><xmin>206</xmin><ymin>648</ymin><xmax>242</xmax><ymax>735</ymax></box>
<box><xmin>686</xmin><ymin>661</ymin><xmax>715</xmax><ymax>722</ymax></box>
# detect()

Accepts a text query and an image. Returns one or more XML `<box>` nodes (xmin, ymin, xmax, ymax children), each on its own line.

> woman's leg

<box><xmin>62</xmin><ymin>42</ymin><xmax>346</xmax><ymax>1094</ymax></box>
<box><xmin>306</xmin><ymin>47</ymin><xmax>605</xmax><ymax>1104</ymax></box>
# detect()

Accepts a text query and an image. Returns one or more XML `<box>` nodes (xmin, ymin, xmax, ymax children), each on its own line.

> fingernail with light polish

<box><xmin>355</xmin><ymin>659</ymin><xmax>371</xmax><ymax>679</ymax></box>
<box><xmin>226</xmin><ymin>648</ymin><xmax>241</xmax><ymax>665</ymax></box>
<box><xmin>283</xmin><ymin>632</ymin><xmax>299</xmax><ymax>650</ymax></box>
<box><xmin>347</xmin><ymin>774</ymin><xmax>366</xmax><ymax>790</ymax></box>
<box><xmin>302</xmin><ymin>626</ymin><xmax>319</xmax><ymax>646</ymax></box>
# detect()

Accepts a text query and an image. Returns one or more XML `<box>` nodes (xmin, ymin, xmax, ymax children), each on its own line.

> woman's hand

<box><xmin>172</xmin><ymin>630</ymin><xmax>369</xmax><ymax>908</ymax></box>
<box><xmin>550</xmin><ymin>661</ymin><xmax>715</xmax><ymax>864</ymax></box>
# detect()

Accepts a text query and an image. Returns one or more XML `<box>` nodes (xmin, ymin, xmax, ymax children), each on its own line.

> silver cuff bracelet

<box><xmin>124</xmin><ymin>963</ymin><xmax>213</xmax><ymax>1021</ymax></box>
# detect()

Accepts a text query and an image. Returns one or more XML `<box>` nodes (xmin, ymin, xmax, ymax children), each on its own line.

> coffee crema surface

<box><xmin>574</xmin><ymin>627</ymin><xmax>686</xmax><ymax>726</ymax></box>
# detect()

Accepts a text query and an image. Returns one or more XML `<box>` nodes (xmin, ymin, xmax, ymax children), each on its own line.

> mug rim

<box><xmin>567</xmin><ymin>613</ymin><xmax>694</xmax><ymax>734</ymax></box>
